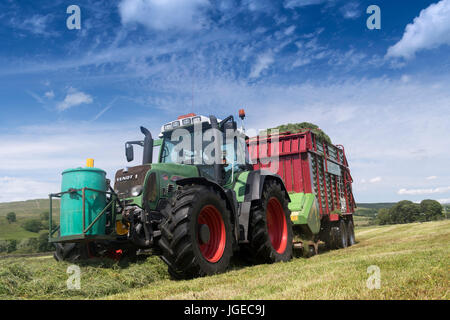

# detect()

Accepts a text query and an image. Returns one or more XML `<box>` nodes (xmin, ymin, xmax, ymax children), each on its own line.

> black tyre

<box><xmin>159</xmin><ymin>184</ymin><xmax>234</xmax><ymax>279</ymax></box>
<box><xmin>336</xmin><ymin>219</ymin><xmax>348</xmax><ymax>249</ymax></box>
<box><xmin>346</xmin><ymin>219</ymin><xmax>356</xmax><ymax>246</ymax></box>
<box><xmin>53</xmin><ymin>242</ymin><xmax>89</xmax><ymax>262</ymax></box>
<box><xmin>248</xmin><ymin>180</ymin><xmax>293</xmax><ymax>263</ymax></box>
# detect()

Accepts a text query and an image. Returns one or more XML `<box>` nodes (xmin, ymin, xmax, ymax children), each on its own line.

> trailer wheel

<box><xmin>346</xmin><ymin>220</ymin><xmax>356</xmax><ymax>246</ymax></box>
<box><xmin>158</xmin><ymin>184</ymin><xmax>233</xmax><ymax>279</ymax></box>
<box><xmin>248</xmin><ymin>180</ymin><xmax>293</xmax><ymax>263</ymax></box>
<box><xmin>336</xmin><ymin>219</ymin><xmax>348</xmax><ymax>249</ymax></box>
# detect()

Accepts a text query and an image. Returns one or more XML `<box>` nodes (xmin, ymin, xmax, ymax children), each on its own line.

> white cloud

<box><xmin>426</xmin><ymin>175</ymin><xmax>437</xmax><ymax>180</ymax></box>
<box><xmin>118</xmin><ymin>0</ymin><xmax>210</xmax><ymax>31</ymax></box>
<box><xmin>369</xmin><ymin>177</ymin><xmax>382</xmax><ymax>183</ymax></box>
<box><xmin>249</xmin><ymin>51</ymin><xmax>274</xmax><ymax>78</ymax></box>
<box><xmin>0</xmin><ymin>177</ymin><xmax>59</xmax><ymax>202</ymax></box>
<box><xmin>401</xmin><ymin>75</ymin><xmax>411</xmax><ymax>83</ymax></box>
<box><xmin>437</xmin><ymin>198</ymin><xmax>450</xmax><ymax>204</ymax></box>
<box><xmin>45</xmin><ymin>90</ymin><xmax>55</xmax><ymax>99</ymax></box>
<box><xmin>398</xmin><ymin>186</ymin><xmax>450</xmax><ymax>195</ymax></box>
<box><xmin>57</xmin><ymin>88</ymin><xmax>93</xmax><ymax>111</ymax></box>
<box><xmin>340</xmin><ymin>2</ymin><xmax>360</xmax><ymax>19</ymax></box>
<box><xmin>284</xmin><ymin>25</ymin><xmax>296</xmax><ymax>36</ymax></box>
<box><xmin>386</xmin><ymin>0</ymin><xmax>450</xmax><ymax>59</ymax></box>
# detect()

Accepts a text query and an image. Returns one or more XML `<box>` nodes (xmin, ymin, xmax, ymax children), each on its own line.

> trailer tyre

<box><xmin>346</xmin><ymin>220</ymin><xmax>356</xmax><ymax>246</ymax></box>
<box><xmin>336</xmin><ymin>219</ymin><xmax>348</xmax><ymax>249</ymax></box>
<box><xmin>248</xmin><ymin>180</ymin><xmax>293</xmax><ymax>263</ymax></box>
<box><xmin>159</xmin><ymin>184</ymin><xmax>233</xmax><ymax>279</ymax></box>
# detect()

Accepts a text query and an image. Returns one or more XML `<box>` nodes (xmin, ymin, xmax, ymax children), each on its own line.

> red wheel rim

<box><xmin>197</xmin><ymin>205</ymin><xmax>226</xmax><ymax>263</ymax></box>
<box><xmin>266</xmin><ymin>197</ymin><xmax>288</xmax><ymax>254</ymax></box>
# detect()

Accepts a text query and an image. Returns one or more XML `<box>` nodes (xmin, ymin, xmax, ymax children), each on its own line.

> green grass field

<box><xmin>0</xmin><ymin>199</ymin><xmax>60</xmax><ymax>241</ymax></box>
<box><xmin>1</xmin><ymin>220</ymin><xmax>448</xmax><ymax>300</ymax></box>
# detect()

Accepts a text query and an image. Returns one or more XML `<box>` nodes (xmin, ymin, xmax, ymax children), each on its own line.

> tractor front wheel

<box><xmin>159</xmin><ymin>184</ymin><xmax>233</xmax><ymax>279</ymax></box>
<box><xmin>248</xmin><ymin>180</ymin><xmax>293</xmax><ymax>263</ymax></box>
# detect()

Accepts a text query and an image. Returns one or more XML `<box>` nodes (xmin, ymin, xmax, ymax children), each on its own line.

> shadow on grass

<box><xmin>74</xmin><ymin>252</ymin><xmax>152</xmax><ymax>269</ymax></box>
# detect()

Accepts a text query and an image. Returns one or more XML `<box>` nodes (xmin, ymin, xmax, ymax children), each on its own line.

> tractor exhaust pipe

<box><xmin>141</xmin><ymin>126</ymin><xmax>153</xmax><ymax>165</ymax></box>
<box><xmin>124</xmin><ymin>126</ymin><xmax>153</xmax><ymax>164</ymax></box>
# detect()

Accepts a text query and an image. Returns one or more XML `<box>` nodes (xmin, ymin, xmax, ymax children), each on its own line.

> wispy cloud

<box><xmin>398</xmin><ymin>186</ymin><xmax>450</xmax><ymax>195</ymax></box>
<box><xmin>249</xmin><ymin>51</ymin><xmax>275</xmax><ymax>78</ymax></box>
<box><xmin>369</xmin><ymin>177</ymin><xmax>382</xmax><ymax>183</ymax></box>
<box><xmin>10</xmin><ymin>14</ymin><xmax>57</xmax><ymax>37</ymax></box>
<box><xmin>284</xmin><ymin>0</ymin><xmax>333</xmax><ymax>9</ymax></box>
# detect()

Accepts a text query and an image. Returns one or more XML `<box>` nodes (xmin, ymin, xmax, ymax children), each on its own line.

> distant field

<box><xmin>356</xmin><ymin>203</ymin><xmax>396</xmax><ymax>210</ymax></box>
<box><xmin>0</xmin><ymin>199</ymin><xmax>60</xmax><ymax>219</ymax></box>
<box><xmin>0</xmin><ymin>199</ymin><xmax>60</xmax><ymax>241</ymax></box>
<box><xmin>1</xmin><ymin>220</ymin><xmax>448</xmax><ymax>300</ymax></box>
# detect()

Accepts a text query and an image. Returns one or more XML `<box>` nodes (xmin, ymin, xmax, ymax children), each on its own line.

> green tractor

<box><xmin>49</xmin><ymin>111</ymin><xmax>293</xmax><ymax>279</ymax></box>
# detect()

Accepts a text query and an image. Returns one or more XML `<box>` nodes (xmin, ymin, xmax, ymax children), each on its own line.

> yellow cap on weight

<box><xmin>86</xmin><ymin>158</ymin><xmax>94</xmax><ymax>168</ymax></box>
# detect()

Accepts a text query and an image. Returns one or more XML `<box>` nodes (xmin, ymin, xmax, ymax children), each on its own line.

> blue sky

<box><xmin>0</xmin><ymin>0</ymin><xmax>450</xmax><ymax>203</ymax></box>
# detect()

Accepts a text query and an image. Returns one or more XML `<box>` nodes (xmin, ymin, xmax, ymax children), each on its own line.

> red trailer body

<box><xmin>247</xmin><ymin>130</ymin><xmax>356</xmax><ymax>222</ymax></box>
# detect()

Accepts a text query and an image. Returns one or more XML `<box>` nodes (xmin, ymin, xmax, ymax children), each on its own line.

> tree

<box><xmin>389</xmin><ymin>200</ymin><xmax>420</xmax><ymax>224</ymax></box>
<box><xmin>376</xmin><ymin>208</ymin><xmax>391</xmax><ymax>225</ymax></box>
<box><xmin>6</xmin><ymin>212</ymin><xmax>16</xmax><ymax>224</ymax></box>
<box><xmin>40</xmin><ymin>211</ymin><xmax>49</xmax><ymax>221</ymax></box>
<box><xmin>22</xmin><ymin>219</ymin><xmax>44</xmax><ymax>233</ymax></box>
<box><xmin>37</xmin><ymin>231</ymin><xmax>53</xmax><ymax>252</ymax></box>
<box><xmin>7</xmin><ymin>240</ymin><xmax>17</xmax><ymax>253</ymax></box>
<box><xmin>420</xmin><ymin>199</ymin><xmax>443</xmax><ymax>221</ymax></box>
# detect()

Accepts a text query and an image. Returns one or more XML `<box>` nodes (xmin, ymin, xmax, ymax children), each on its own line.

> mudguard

<box><xmin>237</xmin><ymin>169</ymin><xmax>291</xmax><ymax>242</ymax></box>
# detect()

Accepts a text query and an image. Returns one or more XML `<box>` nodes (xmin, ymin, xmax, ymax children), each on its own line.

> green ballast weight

<box><xmin>60</xmin><ymin>167</ymin><xmax>107</xmax><ymax>236</ymax></box>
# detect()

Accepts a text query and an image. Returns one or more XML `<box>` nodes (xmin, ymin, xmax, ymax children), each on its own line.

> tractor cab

<box><xmin>157</xmin><ymin>113</ymin><xmax>250</xmax><ymax>186</ymax></box>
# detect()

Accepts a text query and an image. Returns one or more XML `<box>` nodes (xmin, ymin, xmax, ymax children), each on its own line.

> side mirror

<box><xmin>224</xmin><ymin>121</ymin><xmax>237</xmax><ymax>131</ymax></box>
<box><xmin>125</xmin><ymin>143</ymin><xmax>134</xmax><ymax>162</ymax></box>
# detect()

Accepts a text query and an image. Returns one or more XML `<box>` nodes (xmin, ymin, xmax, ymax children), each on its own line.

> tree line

<box><xmin>1</xmin><ymin>211</ymin><xmax>54</xmax><ymax>254</ymax></box>
<box><xmin>376</xmin><ymin>199</ymin><xmax>445</xmax><ymax>225</ymax></box>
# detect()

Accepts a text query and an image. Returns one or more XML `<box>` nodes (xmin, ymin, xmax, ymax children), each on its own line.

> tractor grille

<box><xmin>114</xmin><ymin>165</ymin><xmax>151</xmax><ymax>198</ymax></box>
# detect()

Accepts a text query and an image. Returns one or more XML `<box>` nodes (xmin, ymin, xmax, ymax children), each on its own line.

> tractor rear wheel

<box><xmin>248</xmin><ymin>180</ymin><xmax>293</xmax><ymax>263</ymax></box>
<box><xmin>159</xmin><ymin>184</ymin><xmax>233</xmax><ymax>279</ymax></box>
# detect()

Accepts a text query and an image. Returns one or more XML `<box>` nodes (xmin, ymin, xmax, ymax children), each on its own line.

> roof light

<box><xmin>178</xmin><ymin>113</ymin><xmax>196</xmax><ymax>120</ymax></box>
<box><xmin>192</xmin><ymin>116</ymin><xmax>201</xmax><ymax>123</ymax></box>
<box><xmin>172</xmin><ymin>120</ymin><xmax>180</xmax><ymax>128</ymax></box>
<box><xmin>182</xmin><ymin>118</ymin><xmax>192</xmax><ymax>126</ymax></box>
<box><xmin>164</xmin><ymin>123</ymin><xmax>172</xmax><ymax>131</ymax></box>
<box><xmin>239</xmin><ymin>109</ymin><xmax>246</xmax><ymax>120</ymax></box>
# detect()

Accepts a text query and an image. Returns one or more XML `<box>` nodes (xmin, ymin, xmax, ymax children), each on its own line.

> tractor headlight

<box><xmin>130</xmin><ymin>185</ymin><xmax>143</xmax><ymax>197</ymax></box>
